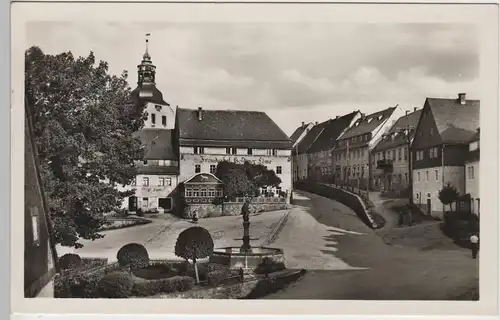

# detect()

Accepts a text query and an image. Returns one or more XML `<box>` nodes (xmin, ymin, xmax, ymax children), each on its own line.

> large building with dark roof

<box><xmin>175</xmin><ymin>106</ymin><xmax>293</xmax><ymax>216</ymax></box>
<box><xmin>465</xmin><ymin>129</ymin><xmax>480</xmax><ymax>216</ymax></box>
<box><xmin>293</xmin><ymin>120</ymin><xmax>329</xmax><ymax>181</ymax></box>
<box><xmin>306</xmin><ymin>112</ymin><xmax>360</xmax><ymax>182</ymax></box>
<box><xmin>371</xmin><ymin>108</ymin><xmax>422</xmax><ymax>191</ymax></box>
<box><xmin>332</xmin><ymin>106</ymin><xmax>402</xmax><ymax>188</ymax></box>
<box><xmin>411</xmin><ymin>93</ymin><xmax>480</xmax><ymax>218</ymax></box>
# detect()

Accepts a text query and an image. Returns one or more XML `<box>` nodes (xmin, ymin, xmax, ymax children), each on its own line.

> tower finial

<box><xmin>145</xmin><ymin>33</ymin><xmax>151</xmax><ymax>54</ymax></box>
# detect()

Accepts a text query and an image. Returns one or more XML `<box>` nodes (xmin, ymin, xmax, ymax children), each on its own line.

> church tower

<box><xmin>131</xmin><ymin>34</ymin><xmax>176</xmax><ymax>129</ymax></box>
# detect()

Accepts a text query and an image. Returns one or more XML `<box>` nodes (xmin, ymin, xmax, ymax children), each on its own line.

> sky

<box><xmin>26</xmin><ymin>22</ymin><xmax>480</xmax><ymax>135</ymax></box>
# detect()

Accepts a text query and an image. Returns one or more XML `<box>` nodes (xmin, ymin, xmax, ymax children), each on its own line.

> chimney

<box><xmin>414</xmin><ymin>107</ymin><xmax>417</xmax><ymax>112</ymax></box>
<box><xmin>197</xmin><ymin>106</ymin><xmax>203</xmax><ymax>121</ymax></box>
<box><xmin>315</xmin><ymin>121</ymin><xmax>319</xmax><ymax>125</ymax></box>
<box><xmin>405</xmin><ymin>110</ymin><xmax>409</xmax><ymax>116</ymax></box>
<box><xmin>458</xmin><ymin>93</ymin><xmax>466</xmax><ymax>105</ymax></box>
<box><xmin>335</xmin><ymin>116</ymin><xmax>339</xmax><ymax>119</ymax></box>
<box><xmin>301</xmin><ymin>121</ymin><xmax>305</xmax><ymax>127</ymax></box>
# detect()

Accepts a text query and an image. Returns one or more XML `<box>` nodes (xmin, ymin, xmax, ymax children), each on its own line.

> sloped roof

<box><xmin>339</xmin><ymin>107</ymin><xmax>396</xmax><ymax>140</ymax></box>
<box><xmin>470</xmin><ymin>129</ymin><xmax>480</xmax><ymax>142</ymax></box>
<box><xmin>184</xmin><ymin>173</ymin><xmax>223</xmax><ymax>184</ymax></box>
<box><xmin>137</xmin><ymin>166</ymin><xmax>179</xmax><ymax>175</ymax></box>
<box><xmin>295</xmin><ymin>121</ymin><xmax>329</xmax><ymax>154</ymax></box>
<box><xmin>130</xmin><ymin>83</ymin><xmax>169</xmax><ymax>106</ymax></box>
<box><xmin>177</xmin><ymin>108</ymin><xmax>292</xmax><ymax>149</ymax></box>
<box><xmin>373</xmin><ymin>109</ymin><xmax>422</xmax><ymax>152</ymax></box>
<box><xmin>427</xmin><ymin>97</ymin><xmax>480</xmax><ymax>143</ymax></box>
<box><xmin>133</xmin><ymin>129</ymin><xmax>177</xmax><ymax>160</ymax></box>
<box><xmin>290</xmin><ymin>125</ymin><xmax>308</xmax><ymax>144</ymax></box>
<box><xmin>307</xmin><ymin>112</ymin><xmax>359</xmax><ymax>153</ymax></box>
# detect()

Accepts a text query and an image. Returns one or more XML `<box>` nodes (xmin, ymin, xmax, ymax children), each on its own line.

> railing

<box><xmin>233</xmin><ymin>197</ymin><xmax>287</xmax><ymax>204</ymax></box>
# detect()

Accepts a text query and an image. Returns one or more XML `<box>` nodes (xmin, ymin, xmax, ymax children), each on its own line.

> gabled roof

<box><xmin>373</xmin><ymin>109</ymin><xmax>422</xmax><ymax>152</ymax></box>
<box><xmin>290</xmin><ymin>124</ymin><xmax>309</xmax><ymax>144</ymax></box>
<box><xmin>295</xmin><ymin>121</ymin><xmax>329</xmax><ymax>154</ymax></box>
<box><xmin>307</xmin><ymin>112</ymin><xmax>359</xmax><ymax>153</ymax></box>
<box><xmin>426</xmin><ymin>97</ymin><xmax>480</xmax><ymax>143</ymax></box>
<box><xmin>177</xmin><ymin>108</ymin><xmax>292</xmax><ymax>149</ymax></box>
<box><xmin>339</xmin><ymin>107</ymin><xmax>396</xmax><ymax>140</ymax></box>
<box><xmin>133</xmin><ymin>129</ymin><xmax>177</xmax><ymax>160</ymax></box>
<box><xmin>184</xmin><ymin>172</ymin><xmax>223</xmax><ymax>184</ymax></box>
<box><xmin>131</xmin><ymin>83</ymin><xmax>169</xmax><ymax>106</ymax></box>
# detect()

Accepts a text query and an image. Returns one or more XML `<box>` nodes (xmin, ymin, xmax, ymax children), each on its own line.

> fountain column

<box><xmin>240</xmin><ymin>198</ymin><xmax>252</xmax><ymax>254</ymax></box>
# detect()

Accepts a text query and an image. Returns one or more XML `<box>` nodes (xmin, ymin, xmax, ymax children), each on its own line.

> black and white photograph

<box><xmin>11</xmin><ymin>1</ymin><xmax>499</xmax><ymax>317</ymax></box>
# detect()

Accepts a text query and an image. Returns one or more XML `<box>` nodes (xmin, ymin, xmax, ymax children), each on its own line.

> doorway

<box><xmin>159</xmin><ymin>197</ymin><xmax>172</xmax><ymax>211</ymax></box>
<box><xmin>128</xmin><ymin>196</ymin><xmax>137</xmax><ymax>211</ymax></box>
<box><xmin>426</xmin><ymin>198</ymin><xmax>431</xmax><ymax>215</ymax></box>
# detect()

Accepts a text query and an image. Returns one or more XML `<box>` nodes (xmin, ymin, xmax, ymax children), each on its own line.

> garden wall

<box><xmin>294</xmin><ymin>182</ymin><xmax>380</xmax><ymax>229</ymax></box>
<box><xmin>182</xmin><ymin>198</ymin><xmax>290</xmax><ymax>219</ymax></box>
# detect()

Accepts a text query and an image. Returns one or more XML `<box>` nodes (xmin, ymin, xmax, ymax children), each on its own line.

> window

<box><xmin>405</xmin><ymin>173</ymin><xmax>408</xmax><ymax>182</ymax></box>
<box><xmin>435</xmin><ymin>170</ymin><xmax>439</xmax><ymax>181</ymax></box>
<box><xmin>142</xmin><ymin>197</ymin><xmax>149</xmax><ymax>207</ymax></box>
<box><xmin>276</xmin><ymin>166</ymin><xmax>282</xmax><ymax>174</ymax></box>
<box><xmin>30</xmin><ymin>207</ymin><xmax>40</xmax><ymax>244</ymax></box>
<box><xmin>195</xmin><ymin>164</ymin><xmax>201</xmax><ymax>173</ymax></box>
<box><xmin>226</xmin><ymin>147</ymin><xmax>231</xmax><ymax>155</ymax></box>
<box><xmin>404</xmin><ymin>147</ymin><xmax>408</xmax><ymax>160</ymax></box>
<box><xmin>143</xmin><ymin>160</ymin><xmax>148</xmax><ymax>165</ymax></box>
<box><xmin>417</xmin><ymin>172</ymin><xmax>420</xmax><ymax>182</ymax></box>
<box><xmin>208</xmin><ymin>189</ymin><xmax>215</xmax><ymax>197</ymax></box>
<box><xmin>429</xmin><ymin>147</ymin><xmax>438</xmax><ymax>159</ymax></box>
<box><xmin>392</xmin><ymin>150</ymin><xmax>396</xmax><ymax>160</ymax></box>
<box><xmin>151</xmin><ymin>113</ymin><xmax>156</xmax><ymax>124</ymax></box>
<box><xmin>232</xmin><ymin>147</ymin><xmax>237</xmax><ymax>155</ymax></box>
<box><xmin>272</xmin><ymin>149</ymin><xmax>278</xmax><ymax>156</ymax></box>
<box><xmin>162</xmin><ymin>115</ymin><xmax>167</xmax><ymax>126</ymax></box>
<box><xmin>165</xmin><ymin>178</ymin><xmax>172</xmax><ymax>186</ymax></box>
<box><xmin>185</xmin><ymin>188</ymin><xmax>193</xmax><ymax>197</ymax></box>
<box><xmin>247</xmin><ymin>148</ymin><xmax>253</xmax><ymax>155</ymax></box>
<box><xmin>142</xmin><ymin>177</ymin><xmax>149</xmax><ymax>186</ymax></box>
<box><xmin>158</xmin><ymin>178</ymin><xmax>165</xmax><ymax>186</ymax></box>
<box><xmin>193</xmin><ymin>189</ymin><xmax>200</xmax><ymax>197</ymax></box>
<box><xmin>210</xmin><ymin>165</ymin><xmax>216</xmax><ymax>174</ymax></box>
<box><xmin>131</xmin><ymin>178</ymin><xmax>136</xmax><ymax>186</ymax></box>
<box><xmin>193</xmin><ymin>147</ymin><xmax>198</xmax><ymax>154</ymax></box>
<box><xmin>199</xmin><ymin>147</ymin><xmax>205</xmax><ymax>154</ymax></box>
<box><xmin>200</xmin><ymin>188</ymin><xmax>207</xmax><ymax>197</ymax></box>
<box><xmin>471</xmin><ymin>166</ymin><xmax>474</xmax><ymax>179</ymax></box>
<box><xmin>216</xmin><ymin>189</ymin><xmax>223</xmax><ymax>197</ymax></box>
<box><xmin>398</xmin><ymin>148</ymin><xmax>402</xmax><ymax>160</ymax></box>
<box><xmin>426</xmin><ymin>171</ymin><xmax>429</xmax><ymax>181</ymax></box>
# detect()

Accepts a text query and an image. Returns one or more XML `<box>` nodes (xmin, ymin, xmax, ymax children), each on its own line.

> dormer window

<box><xmin>155</xmin><ymin>105</ymin><xmax>162</xmax><ymax>111</ymax></box>
<box><xmin>367</xmin><ymin>118</ymin><xmax>373</xmax><ymax>123</ymax></box>
<box><xmin>378</xmin><ymin>115</ymin><xmax>383</xmax><ymax>120</ymax></box>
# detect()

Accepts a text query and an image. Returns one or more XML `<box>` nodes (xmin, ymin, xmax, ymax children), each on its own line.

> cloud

<box><xmin>26</xmin><ymin>22</ymin><xmax>480</xmax><ymax>135</ymax></box>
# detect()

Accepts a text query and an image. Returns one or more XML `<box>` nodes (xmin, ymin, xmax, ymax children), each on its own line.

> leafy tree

<box><xmin>215</xmin><ymin>161</ymin><xmax>282</xmax><ymax>200</ymax></box>
<box><xmin>174</xmin><ymin>226</ymin><xmax>214</xmax><ymax>283</ymax></box>
<box><xmin>438</xmin><ymin>183</ymin><xmax>459</xmax><ymax>212</ymax></box>
<box><xmin>25</xmin><ymin>46</ymin><xmax>145</xmax><ymax>248</ymax></box>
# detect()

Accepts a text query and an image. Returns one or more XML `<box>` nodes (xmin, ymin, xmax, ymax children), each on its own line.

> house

<box><xmin>371</xmin><ymin>108</ymin><xmax>422</xmax><ymax>191</ymax></box>
<box><xmin>465</xmin><ymin>129</ymin><xmax>480</xmax><ymax>216</ymax></box>
<box><xmin>332</xmin><ymin>106</ymin><xmax>402</xmax><ymax>188</ymax></box>
<box><xmin>290</xmin><ymin>122</ymin><xmax>314</xmax><ymax>182</ymax></box>
<box><xmin>25</xmin><ymin>105</ymin><xmax>58</xmax><ymax>297</ymax></box>
<box><xmin>123</xmin><ymin>38</ymin><xmax>180</xmax><ymax>213</ymax></box>
<box><xmin>306</xmin><ymin>112</ymin><xmax>360</xmax><ymax>182</ymax></box>
<box><xmin>411</xmin><ymin>93</ymin><xmax>480</xmax><ymax>218</ymax></box>
<box><xmin>293</xmin><ymin>121</ymin><xmax>329</xmax><ymax>181</ymax></box>
<box><xmin>175</xmin><ymin>107</ymin><xmax>293</xmax><ymax>217</ymax></box>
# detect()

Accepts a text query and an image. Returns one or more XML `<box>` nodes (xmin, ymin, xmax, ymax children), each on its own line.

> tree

<box><xmin>438</xmin><ymin>183</ymin><xmax>459</xmax><ymax>212</ymax></box>
<box><xmin>25</xmin><ymin>47</ymin><xmax>145</xmax><ymax>248</ymax></box>
<box><xmin>215</xmin><ymin>161</ymin><xmax>282</xmax><ymax>200</ymax></box>
<box><xmin>174</xmin><ymin>226</ymin><xmax>214</xmax><ymax>283</ymax></box>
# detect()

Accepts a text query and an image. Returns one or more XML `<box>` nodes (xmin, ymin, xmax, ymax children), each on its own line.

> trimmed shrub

<box><xmin>58</xmin><ymin>253</ymin><xmax>83</xmax><ymax>270</ymax></box>
<box><xmin>175</xmin><ymin>227</ymin><xmax>214</xmax><ymax>283</ymax></box>
<box><xmin>131</xmin><ymin>276</ymin><xmax>194</xmax><ymax>297</ymax></box>
<box><xmin>98</xmin><ymin>271</ymin><xmax>134</xmax><ymax>298</ymax></box>
<box><xmin>117</xmin><ymin>243</ymin><xmax>149</xmax><ymax>270</ymax></box>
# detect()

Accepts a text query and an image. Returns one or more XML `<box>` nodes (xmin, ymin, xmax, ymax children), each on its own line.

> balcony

<box><xmin>377</xmin><ymin>159</ymin><xmax>394</xmax><ymax>171</ymax></box>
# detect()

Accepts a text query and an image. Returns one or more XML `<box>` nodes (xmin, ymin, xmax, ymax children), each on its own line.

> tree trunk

<box><xmin>193</xmin><ymin>258</ymin><xmax>200</xmax><ymax>284</ymax></box>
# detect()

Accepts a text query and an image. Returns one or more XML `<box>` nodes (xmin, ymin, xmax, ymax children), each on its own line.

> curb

<box><xmin>261</xmin><ymin>210</ymin><xmax>291</xmax><ymax>246</ymax></box>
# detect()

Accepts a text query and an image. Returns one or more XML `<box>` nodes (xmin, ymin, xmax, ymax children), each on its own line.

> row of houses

<box><xmin>118</xmin><ymin>42</ymin><xmax>293</xmax><ymax>216</ymax></box>
<box><xmin>291</xmin><ymin>93</ymin><xmax>480</xmax><ymax>218</ymax></box>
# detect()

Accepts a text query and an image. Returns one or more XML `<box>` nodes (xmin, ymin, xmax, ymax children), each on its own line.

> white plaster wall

<box><xmin>465</xmin><ymin>160</ymin><xmax>480</xmax><ymax>215</ymax></box>
<box><xmin>143</xmin><ymin>102</ymin><xmax>176</xmax><ymax>129</ymax></box>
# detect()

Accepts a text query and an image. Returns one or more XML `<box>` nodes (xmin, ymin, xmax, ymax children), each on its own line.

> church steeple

<box><xmin>137</xmin><ymin>33</ymin><xmax>156</xmax><ymax>85</ymax></box>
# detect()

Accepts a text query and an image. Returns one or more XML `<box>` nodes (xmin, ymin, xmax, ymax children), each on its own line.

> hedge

<box><xmin>131</xmin><ymin>276</ymin><xmax>194</xmax><ymax>297</ymax></box>
<box><xmin>98</xmin><ymin>271</ymin><xmax>134</xmax><ymax>298</ymax></box>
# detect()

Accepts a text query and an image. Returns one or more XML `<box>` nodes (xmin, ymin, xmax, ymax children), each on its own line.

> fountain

<box><xmin>209</xmin><ymin>198</ymin><xmax>285</xmax><ymax>278</ymax></box>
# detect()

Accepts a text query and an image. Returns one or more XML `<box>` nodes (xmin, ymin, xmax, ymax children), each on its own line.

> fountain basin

<box><xmin>209</xmin><ymin>247</ymin><xmax>285</xmax><ymax>270</ymax></box>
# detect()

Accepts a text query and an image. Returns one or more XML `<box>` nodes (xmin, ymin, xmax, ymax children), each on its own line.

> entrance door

<box><xmin>159</xmin><ymin>198</ymin><xmax>172</xmax><ymax>211</ymax></box>
<box><xmin>128</xmin><ymin>196</ymin><xmax>137</xmax><ymax>211</ymax></box>
<box><xmin>426</xmin><ymin>198</ymin><xmax>431</xmax><ymax>214</ymax></box>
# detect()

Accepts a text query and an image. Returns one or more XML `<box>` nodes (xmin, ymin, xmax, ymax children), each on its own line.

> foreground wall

<box><xmin>182</xmin><ymin>198</ymin><xmax>290</xmax><ymax>219</ymax></box>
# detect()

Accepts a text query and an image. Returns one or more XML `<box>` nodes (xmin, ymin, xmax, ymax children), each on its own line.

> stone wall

<box><xmin>182</xmin><ymin>200</ymin><xmax>290</xmax><ymax>219</ymax></box>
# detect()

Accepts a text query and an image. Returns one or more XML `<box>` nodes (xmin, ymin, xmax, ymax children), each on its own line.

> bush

<box><xmin>136</xmin><ymin>208</ymin><xmax>144</xmax><ymax>217</ymax></box>
<box><xmin>98</xmin><ymin>271</ymin><xmax>134</xmax><ymax>298</ymax></box>
<box><xmin>58</xmin><ymin>253</ymin><xmax>83</xmax><ymax>270</ymax></box>
<box><xmin>131</xmin><ymin>276</ymin><xmax>194</xmax><ymax>297</ymax></box>
<box><xmin>117</xmin><ymin>243</ymin><xmax>150</xmax><ymax>270</ymax></box>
